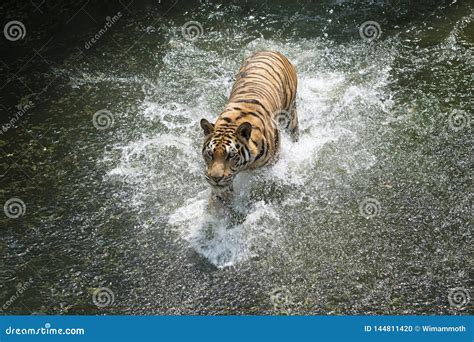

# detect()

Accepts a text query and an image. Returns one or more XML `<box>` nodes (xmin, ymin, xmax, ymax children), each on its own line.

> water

<box><xmin>0</xmin><ymin>0</ymin><xmax>472</xmax><ymax>315</ymax></box>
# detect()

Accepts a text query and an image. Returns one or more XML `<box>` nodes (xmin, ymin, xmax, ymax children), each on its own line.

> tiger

<box><xmin>200</xmin><ymin>50</ymin><xmax>298</xmax><ymax>196</ymax></box>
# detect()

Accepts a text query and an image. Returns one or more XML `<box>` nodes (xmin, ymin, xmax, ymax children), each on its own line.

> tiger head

<box><xmin>200</xmin><ymin>118</ymin><xmax>253</xmax><ymax>189</ymax></box>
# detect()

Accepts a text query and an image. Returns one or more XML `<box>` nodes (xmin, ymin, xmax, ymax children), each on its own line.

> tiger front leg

<box><xmin>212</xmin><ymin>186</ymin><xmax>233</xmax><ymax>203</ymax></box>
<box><xmin>207</xmin><ymin>186</ymin><xmax>234</xmax><ymax>213</ymax></box>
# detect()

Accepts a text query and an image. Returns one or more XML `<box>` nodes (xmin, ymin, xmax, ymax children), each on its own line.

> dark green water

<box><xmin>0</xmin><ymin>0</ymin><xmax>472</xmax><ymax>315</ymax></box>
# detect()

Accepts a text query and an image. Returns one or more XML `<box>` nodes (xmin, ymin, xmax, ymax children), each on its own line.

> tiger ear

<box><xmin>200</xmin><ymin>119</ymin><xmax>214</xmax><ymax>135</ymax></box>
<box><xmin>236</xmin><ymin>122</ymin><xmax>252</xmax><ymax>141</ymax></box>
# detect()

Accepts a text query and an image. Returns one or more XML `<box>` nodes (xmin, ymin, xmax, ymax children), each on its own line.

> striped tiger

<box><xmin>200</xmin><ymin>50</ymin><xmax>298</xmax><ymax>193</ymax></box>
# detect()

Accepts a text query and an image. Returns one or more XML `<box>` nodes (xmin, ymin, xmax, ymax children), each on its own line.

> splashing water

<box><xmin>101</xmin><ymin>33</ymin><xmax>395</xmax><ymax>268</ymax></box>
<box><xmin>1</xmin><ymin>0</ymin><xmax>471</xmax><ymax>315</ymax></box>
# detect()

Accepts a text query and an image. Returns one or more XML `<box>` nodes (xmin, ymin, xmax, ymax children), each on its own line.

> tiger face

<box><xmin>200</xmin><ymin>118</ymin><xmax>253</xmax><ymax>189</ymax></box>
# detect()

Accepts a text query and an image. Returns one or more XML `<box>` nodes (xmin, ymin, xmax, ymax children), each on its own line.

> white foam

<box><xmin>169</xmin><ymin>190</ymin><xmax>280</xmax><ymax>268</ymax></box>
<box><xmin>107</xmin><ymin>134</ymin><xmax>196</xmax><ymax>178</ymax></box>
<box><xmin>141</xmin><ymin>101</ymin><xmax>195</xmax><ymax>129</ymax></box>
